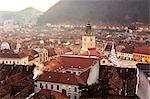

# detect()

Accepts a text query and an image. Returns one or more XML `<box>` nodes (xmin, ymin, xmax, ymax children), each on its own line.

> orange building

<box><xmin>133</xmin><ymin>46</ymin><xmax>150</xmax><ymax>63</ymax></box>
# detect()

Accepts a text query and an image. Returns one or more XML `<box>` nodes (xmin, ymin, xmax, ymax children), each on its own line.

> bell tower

<box><xmin>81</xmin><ymin>23</ymin><xmax>96</xmax><ymax>51</ymax></box>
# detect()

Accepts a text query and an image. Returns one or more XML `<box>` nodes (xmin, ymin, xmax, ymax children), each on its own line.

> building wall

<box><xmin>0</xmin><ymin>56</ymin><xmax>29</xmax><ymax>65</ymax></box>
<box><xmin>28</xmin><ymin>57</ymin><xmax>40</xmax><ymax>65</ymax></box>
<box><xmin>133</xmin><ymin>53</ymin><xmax>150</xmax><ymax>63</ymax></box>
<box><xmin>82</xmin><ymin>36</ymin><xmax>95</xmax><ymax>51</ymax></box>
<box><xmin>65</xmin><ymin>52</ymin><xmax>73</xmax><ymax>55</ymax></box>
<box><xmin>35</xmin><ymin>81</ymin><xmax>79</xmax><ymax>99</ymax></box>
<box><xmin>117</xmin><ymin>52</ymin><xmax>133</xmax><ymax>60</ymax></box>
<box><xmin>39</xmin><ymin>49</ymin><xmax>48</xmax><ymax>63</ymax></box>
<box><xmin>136</xmin><ymin>70</ymin><xmax>150</xmax><ymax>99</ymax></box>
<box><xmin>100</xmin><ymin>58</ymin><xmax>111</xmax><ymax>66</ymax></box>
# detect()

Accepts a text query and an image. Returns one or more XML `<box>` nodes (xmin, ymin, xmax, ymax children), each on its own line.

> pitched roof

<box><xmin>47</xmin><ymin>48</ymin><xmax>57</xmax><ymax>57</ymax></box>
<box><xmin>121</xmin><ymin>46</ymin><xmax>134</xmax><ymax>54</ymax></box>
<box><xmin>0</xmin><ymin>49</ymin><xmax>27</xmax><ymax>58</ymax></box>
<box><xmin>116</xmin><ymin>45</ymin><xmax>125</xmax><ymax>52</ymax></box>
<box><xmin>59</xmin><ymin>55</ymin><xmax>97</xmax><ymax>69</ymax></box>
<box><xmin>81</xmin><ymin>48</ymin><xmax>99</xmax><ymax>56</ymax></box>
<box><xmin>32</xmin><ymin>89</ymin><xmax>69</xmax><ymax>99</ymax></box>
<box><xmin>37</xmin><ymin>71</ymin><xmax>86</xmax><ymax>85</ymax></box>
<box><xmin>44</xmin><ymin>55</ymin><xmax>98</xmax><ymax>72</ymax></box>
<box><xmin>134</xmin><ymin>46</ymin><xmax>150</xmax><ymax>55</ymax></box>
<box><xmin>20</xmin><ymin>49</ymin><xmax>39</xmax><ymax>60</ymax></box>
<box><xmin>80</xmin><ymin>68</ymin><xmax>91</xmax><ymax>83</ymax></box>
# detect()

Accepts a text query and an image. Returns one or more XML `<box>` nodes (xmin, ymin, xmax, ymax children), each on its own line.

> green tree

<box><xmin>79</xmin><ymin>78</ymin><xmax>109</xmax><ymax>99</ymax></box>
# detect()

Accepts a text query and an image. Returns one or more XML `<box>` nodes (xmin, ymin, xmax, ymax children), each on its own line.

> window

<box><xmin>74</xmin><ymin>95</ymin><xmax>77</xmax><ymax>99</ymax></box>
<box><xmin>66</xmin><ymin>71</ymin><xmax>71</xmax><ymax>73</ymax></box>
<box><xmin>51</xmin><ymin>85</ymin><xmax>53</xmax><ymax>89</ymax></box>
<box><xmin>90</xmin><ymin>38</ymin><xmax>93</xmax><ymax>41</ymax></box>
<box><xmin>45</xmin><ymin>84</ymin><xmax>48</xmax><ymax>89</ymax></box>
<box><xmin>40</xmin><ymin>83</ymin><xmax>43</xmax><ymax>89</ymax></box>
<box><xmin>68</xmin><ymin>87</ymin><xmax>71</xmax><ymax>92</ymax></box>
<box><xmin>34</xmin><ymin>84</ymin><xmax>37</xmax><ymax>87</ymax></box>
<box><xmin>102</xmin><ymin>60</ymin><xmax>105</xmax><ymax>64</ymax></box>
<box><xmin>74</xmin><ymin>87</ymin><xmax>77</xmax><ymax>92</ymax></box>
<box><xmin>57</xmin><ymin>85</ymin><xmax>59</xmax><ymax>90</ymax></box>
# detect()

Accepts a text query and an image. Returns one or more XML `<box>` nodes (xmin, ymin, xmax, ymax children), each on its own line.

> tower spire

<box><xmin>109</xmin><ymin>42</ymin><xmax>120</xmax><ymax>67</ymax></box>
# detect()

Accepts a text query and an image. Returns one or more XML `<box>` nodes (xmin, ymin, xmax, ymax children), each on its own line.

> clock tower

<box><xmin>81</xmin><ymin>23</ymin><xmax>96</xmax><ymax>51</ymax></box>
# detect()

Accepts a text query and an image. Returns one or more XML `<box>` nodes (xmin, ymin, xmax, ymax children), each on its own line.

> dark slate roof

<box><xmin>0</xmin><ymin>49</ymin><xmax>27</xmax><ymax>58</ymax></box>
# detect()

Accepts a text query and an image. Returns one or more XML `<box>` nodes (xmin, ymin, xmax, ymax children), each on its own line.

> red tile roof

<box><xmin>20</xmin><ymin>49</ymin><xmax>39</xmax><ymax>61</ymax></box>
<box><xmin>134</xmin><ymin>46</ymin><xmax>150</xmax><ymax>55</ymax></box>
<box><xmin>80</xmin><ymin>68</ymin><xmax>91</xmax><ymax>83</ymax></box>
<box><xmin>55</xmin><ymin>47</ymin><xmax>72</xmax><ymax>55</ymax></box>
<box><xmin>44</xmin><ymin>59</ymin><xmax>63</xmax><ymax>71</ymax></box>
<box><xmin>81</xmin><ymin>48</ymin><xmax>99</xmax><ymax>56</ymax></box>
<box><xmin>33</xmin><ymin>89</ymin><xmax>69</xmax><ymax>99</ymax></box>
<box><xmin>59</xmin><ymin>56</ymin><xmax>97</xmax><ymax>69</ymax></box>
<box><xmin>44</xmin><ymin>55</ymin><xmax>98</xmax><ymax>72</ymax></box>
<box><xmin>0</xmin><ymin>49</ymin><xmax>27</xmax><ymax>58</ymax></box>
<box><xmin>62</xmin><ymin>47</ymin><xmax>72</xmax><ymax>53</ymax></box>
<box><xmin>37</xmin><ymin>71</ymin><xmax>86</xmax><ymax>85</ymax></box>
<box><xmin>47</xmin><ymin>48</ymin><xmax>57</xmax><ymax>57</ymax></box>
<box><xmin>116</xmin><ymin>45</ymin><xmax>125</xmax><ymax>52</ymax></box>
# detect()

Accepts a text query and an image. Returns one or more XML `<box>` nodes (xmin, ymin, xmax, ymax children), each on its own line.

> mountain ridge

<box><xmin>37</xmin><ymin>0</ymin><xmax>149</xmax><ymax>25</ymax></box>
<box><xmin>0</xmin><ymin>7</ymin><xmax>43</xmax><ymax>25</ymax></box>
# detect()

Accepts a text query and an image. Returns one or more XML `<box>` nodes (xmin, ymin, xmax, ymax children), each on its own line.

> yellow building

<box><xmin>133</xmin><ymin>53</ymin><xmax>150</xmax><ymax>63</ymax></box>
<box><xmin>133</xmin><ymin>47</ymin><xmax>150</xmax><ymax>63</ymax></box>
<box><xmin>35</xmin><ymin>48</ymin><xmax>48</xmax><ymax>63</ymax></box>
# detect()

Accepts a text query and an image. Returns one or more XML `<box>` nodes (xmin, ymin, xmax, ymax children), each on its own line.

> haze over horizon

<box><xmin>0</xmin><ymin>0</ymin><xmax>60</xmax><ymax>12</ymax></box>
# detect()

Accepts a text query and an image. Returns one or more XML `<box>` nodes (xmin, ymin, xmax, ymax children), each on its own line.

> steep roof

<box><xmin>0</xmin><ymin>49</ymin><xmax>27</xmax><ymax>58</ymax></box>
<box><xmin>37</xmin><ymin>71</ymin><xmax>86</xmax><ymax>85</ymax></box>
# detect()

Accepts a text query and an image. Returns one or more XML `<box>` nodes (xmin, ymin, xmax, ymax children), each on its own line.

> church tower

<box><xmin>81</xmin><ymin>23</ymin><xmax>96</xmax><ymax>51</ymax></box>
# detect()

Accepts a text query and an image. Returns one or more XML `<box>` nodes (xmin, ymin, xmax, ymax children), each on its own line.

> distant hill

<box><xmin>37</xmin><ymin>0</ymin><xmax>149</xmax><ymax>25</ymax></box>
<box><xmin>0</xmin><ymin>7</ymin><xmax>43</xmax><ymax>26</ymax></box>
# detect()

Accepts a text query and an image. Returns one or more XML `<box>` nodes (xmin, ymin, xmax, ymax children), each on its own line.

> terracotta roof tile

<box><xmin>33</xmin><ymin>89</ymin><xmax>69</xmax><ymax>99</ymax></box>
<box><xmin>0</xmin><ymin>49</ymin><xmax>27</xmax><ymax>58</ymax></box>
<box><xmin>134</xmin><ymin>46</ymin><xmax>150</xmax><ymax>55</ymax></box>
<box><xmin>37</xmin><ymin>71</ymin><xmax>86</xmax><ymax>85</ymax></box>
<box><xmin>44</xmin><ymin>55</ymin><xmax>98</xmax><ymax>71</ymax></box>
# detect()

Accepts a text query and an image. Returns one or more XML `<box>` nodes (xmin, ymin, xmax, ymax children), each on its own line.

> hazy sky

<box><xmin>0</xmin><ymin>0</ymin><xmax>60</xmax><ymax>12</ymax></box>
